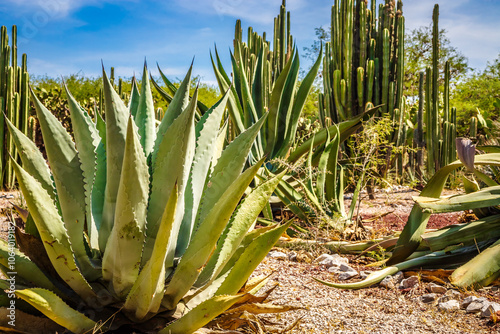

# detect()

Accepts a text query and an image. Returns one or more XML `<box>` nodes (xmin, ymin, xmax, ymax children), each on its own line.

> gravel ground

<box><xmin>250</xmin><ymin>255</ymin><xmax>500</xmax><ymax>333</ymax></box>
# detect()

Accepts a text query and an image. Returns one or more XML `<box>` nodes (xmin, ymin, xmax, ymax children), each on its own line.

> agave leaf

<box><xmin>414</xmin><ymin>185</ymin><xmax>500</xmax><ymax>213</ymax></box>
<box><xmin>273</xmin><ymin>177</ymin><xmax>310</xmax><ymax>223</ymax></box>
<box><xmin>0</xmin><ymin>239</ymin><xmax>57</xmax><ymax>292</ymax></box>
<box><xmin>12</xmin><ymin>288</ymin><xmax>97</xmax><ymax>334</ymax></box>
<box><xmin>31</xmin><ymin>88</ymin><xmax>99</xmax><ymax>280</ymax></box>
<box><xmin>215</xmin><ymin>221</ymin><xmax>291</xmax><ymax>296</ymax></box>
<box><xmin>134</xmin><ymin>63</ymin><xmax>156</xmax><ymax>157</ymax></box>
<box><xmin>266</xmin><ymin>50</ymin><xmax>295</xmax><ymax>157</ymax></box>
<box><xmin>176</xmin><ymin>89</ymin><xmax>230</xmax><ymax>255</ymax></box>
<box><xmin>273</xmin><ymin>50</ymin><xmax>300</xmax><ymax>158</ymax></box>
<box><xmin>160</xmin><ymin>294</ymin><xmax>244</xmax><ymax>334</ymax></box>
<box><xmin>64</xmin><ymin>84</ymin><xmax>101</xmax><ymax>252</ymax></box>
<box><xmin>143</xmin><ymin>89</ymin><xmax>197</xmax><ymax>266</ymax></box>
<box><xmin>100</xmin><ymin>67</ymin><xmax>130</xmax><ymax>252</ymax></box>
<box><xmin>102</xmin><ymin>117</ymin><xmax>149</xmax><ymax>298</ymax></box>
<box><xmin>287</xmin><ymin>111</ymin><xmax>368</xmax><ymax>164</ymax></box>
<box><xmin>196</xmin><ymin>170</ymin><xmax>286</xmax><ymax>286</ymax></box>
<box><xmin>325</xmin><ymin>126</ymin><xmax>340</xmax><ymax>203</ymax></box>
<box><xmin>388</xmin><ymin>153</ymin><xmax>500</xmax><ymax>265</ymax></box>
<box><xmin>422</xmin><ymin>214</ymin><xmax>500</xmax><ymax>251</ymax></box>
<box><xmin>450</xmin><ymin>238</ymin><xmax>500</xmax><ymax>288</ymax></box>
<box><xmin>195</xmin><ymin>113</ymin><xmax>268</xmax><ymax>230</ymax></box>
<box><xmin>152</xmin><ymin>63</ymin><xmax>192</xmax><ymax>161</ymax></box>
<box><xmin>233</xmin><ymin>49</ymin><xmax>264</xmax><ymax>160</ymax></box>
<box><xmin>317</xmin><ymin>244</ymin><xmax>485</xmax><ymax>290</ymax></box>
<box><xmin>163</xmin><ymin>161</ymin><xmax>263</xmax><ymax>310</ymax></box>
<box><xmin>316</xmin><ymin>130</ymin><xmax>332</xmax><ymax>203</ymax></box>
<box><xmin>5</xmin><ymin>117</ymin><xmax>54</xmax><ymax>201</ymax></box>
<box><xmin>278</xmin><ymin>44</ymin><xmax>323</xmax><ymax>157</ymax></box>
<box><xmin>129</xmin><ymin>76</ymin><xmax>140</xmax><ymax>117</ymax></box>
<box><xmin>11</xmin><ymin>159</ymin><xmax>97</xmax><ymax>302</ymax></box>
<box><xmin>210</xmin><ymin>48</ymin><xmax>245</xmax><ymax>135</ymax></box>
<box><xmin>124</xmin><ymin>184</ymin><xmax>178</xmax><ymax>320</ymax></box>
<box><xmin>92</xmin><ymin>141</ymin><xmax>107</xmax><ymax>248</ymax></box>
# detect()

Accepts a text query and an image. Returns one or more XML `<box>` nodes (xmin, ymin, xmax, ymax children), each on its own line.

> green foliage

<box><xmin>452</xmin><ymin>54</ymin><xmax>500</xmax><ymax>136</ymax></box>
<box><xmin>405</xmin><ymin>24</ymin><xmax>470</xmax><ymax>97</ymax></box>
<box><xmin>1</xmin><ymin>63</ymin><xmax>288</xmax><ymax>333</ymax></box>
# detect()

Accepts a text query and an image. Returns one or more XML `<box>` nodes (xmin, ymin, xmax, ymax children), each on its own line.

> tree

<box><xmin>452</xmin><ymin>54</ymin><xmax>500</xmax><ymax>135</ymax></box>
<box><xmin>405</xmin><ymin>24</ymin><xmax>470</xmax><ymax>97</ymax></box>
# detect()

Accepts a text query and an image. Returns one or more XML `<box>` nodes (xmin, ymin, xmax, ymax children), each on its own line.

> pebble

<box><xmin>426</xmin><ymin>283</ymin><xmax>447</xmax><ymax>294</ymax></box>
<box><xmin>288</xmin><ymin>251</ymin><xmax>297</xmax><ymax>261</ymax></box>
<box><xmin>466</xmin><ymin>301</ymin><xmax>486</xmax><ymax>313</ymax></box>
<box><xmin>438</xmin><ymin>299</ymin><xmax>460</xmax><ymax>312</ymax></box>
<box><xmin>392</xmin><ymin>271</ymin><xmax>405</xmax><ymax>284</ymax></box>
<box><xmin>399</xmin><ymin>276</ymin><xmax>419</xmax><ymax>289</ymax></box>
<box><xmin>420</xmin><ymin>293</ymin><xmax>437</xmax><ymax>304</ymax></box>
<box><xmin>338</xmin><ymin>271</ymin><xmax>358</xmax><ymax>281</ymax></box>
<box><xmin>379</xmin><ymin>276</ymin><xmax>395</xmax><ymax>289</ymax></box>
<box><xmin>481</xmin><ymin>302</ymin><xmax>500</xmax><ymax>318</ymax></box>
<box><xmin>360</xmin><ymin>271</ymin><xmax>372</xmax><ymax>280</ymax></box>
<box><xmin>461</xmin><ymin>296</ymin><xmax>480</xmax><ymax>309</ymax></box>
<box><xmin>315</xmin><ymin>254</ymin><xmax>349</xmax><ymax>268</ymax></box>
<box><xmin>268</xmin><ymin>251</ymin><xmax>287</xmax><ymax>260</ymax></box>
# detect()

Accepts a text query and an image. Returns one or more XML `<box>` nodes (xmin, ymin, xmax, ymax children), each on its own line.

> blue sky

<box><xmin>0</xmin><ymin>0</ymin><xmax>499</xmax><ymax>84</ymax></box>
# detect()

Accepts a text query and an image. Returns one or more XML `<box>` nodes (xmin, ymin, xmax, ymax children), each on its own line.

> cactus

<box><xmin>0</xmin><ymin>63</ymin><xmax>289</xmax><ymax>333</ymax></box>
<box><xmin>211</xmin><ymin>0</ymin><xmax>326</xmax><ymax>167</ymax></box>
<box><xmin>322</xmin><ymin>0</ymin><xmax>405</xmax><ymax>123</ymax></box>
<box><xmin>423</xmin><ymin>5</ymin><xmax>456</xmax><ymax>175</ymax></box>
<box><xmin>0</xmin><ymin>25</ymin><xmax>30</xmax><ymax>189</ymax></box>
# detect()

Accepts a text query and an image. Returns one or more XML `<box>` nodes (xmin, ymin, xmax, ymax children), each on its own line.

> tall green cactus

<box><xmin>321</xmin><ymin>0</ymin><xmax>405</xmax><ymax>123</ymax></box>
<box><xmin>424</xmin><ymin>5</ymin><xmax>456</xmax><ymax>175</ymax></box>
<box><xmin>0</xmin><ymin>25</ymin><xmax>30</xmax><ymax>189</ymax></box>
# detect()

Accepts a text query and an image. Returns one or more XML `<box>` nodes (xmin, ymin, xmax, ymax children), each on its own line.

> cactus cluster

<box><xmin>320</xmin><ymin>0</ymin><xmax>405</xmax><ymax>124</ymax></box>
<box><xmin>0</xmin><ymin>25</ymin><xmax>31</xmax><ymax>189</ymax></box>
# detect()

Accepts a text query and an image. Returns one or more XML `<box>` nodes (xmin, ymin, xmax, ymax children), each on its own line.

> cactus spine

<box><xmin>0</xmin><ymin>25</ymin><xmax>30</xmax><ymax>189</ymax></box>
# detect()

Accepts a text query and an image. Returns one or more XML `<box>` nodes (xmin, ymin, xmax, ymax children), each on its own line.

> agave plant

<box><xmin>0</xmin><ymin>63</ymin><xmax>289</xmax><ymax>333</ymax></box>
<box><xmin>315</xmin><ymin>138</ymin><xmax>500</xmax><ymax>290</ymax></box>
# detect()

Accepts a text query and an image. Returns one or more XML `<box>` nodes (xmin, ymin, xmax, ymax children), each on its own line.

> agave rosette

<box><xmin>0</xmin><ymin>63</ymin><xmax>289</xmax><ymax>333</ymax></box>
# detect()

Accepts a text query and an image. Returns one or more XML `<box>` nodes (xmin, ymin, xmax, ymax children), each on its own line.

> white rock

<box><xmin>426</xmin><ymin>283</ymin><xmax>446</xmax><ymax>294</ymax></box>
<box><xmin>481</xmin><ymin>302</ymin><xmax>500</xmax><ymax>318</ymax></box>
<box><xmin>315</xmin><ymin>254</ymin><xmax>349</xmax><ymax>268</ymax></box>
<box><xmin>379</xmin><ymin>276</ymin><xmax>395</xmax><ymax>289</ymax></box>
<box><xmin>438</xmin><ymin>299</ymin><xmax>460</xmax><ymax>312</ymax></box>
<box><xmin>339</xmin><ymin>263</ymin><xmax>355</xmax><ymax>272</ymax></box>
<box><xmin>399</xmin><ymin>276</ymin><xmax>419</xmax><ymax>289</ymax></box>
<box><xmin>461</xmin><ymin>296</ymin><xmax>487</xmax><ymax>309</ymax></box>
<box><xmin>338</xmin><ymin>270</ymin><xmax>358</xmax><ymax>281</ymax></box>
<box><xmin>268</xmin><ymin>251</ymin><xmax>287</xmax><ymax>260</ymax></box>
<box><xmin>466</xmin><ymin>301</ymin><xmax>486</xmax><ymax>313</ymax></box>
<box><xmin>392</xmin><ymin>271</ymin><xmax>405</xmax><ymax>284</ymax></box>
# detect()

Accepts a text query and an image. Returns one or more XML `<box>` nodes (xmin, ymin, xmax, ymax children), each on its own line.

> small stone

<box><xmin>339</xmin><ymin>263</ymin><xmax>356</xmax><ymax>272</ymax></box>
<box><xmin>467</xmin><ymin>301</ymin><xmax>486</xmax><ymax>313</ymax></box>
<box><xmin>420</xmin><ymin>293</ymin><xmax>437</xmax><ymax>304</ymax></box>
<box><xmin>461</xmin><ymin>296</ymin><xmax>479</xmax><ymax>309</ymax></box>
<box><xmin>360</xmin><ymin>271</ymin><xmax>372</xmax><ymax>280</ymax></box>
<box><xmin>338</xmin><ymin>270</ymin><xmax>358</xmax><ymax>281</ymax></box>
<box><xmin>481</xmin><ymin>302</ymin><xmax>500</xmax><ymax>318</ymax></box>
<box><xmin>399</xmin><ymin>276</ymin><xmax>419</xmax><ymax>289</ymax></box>
<box><xmin>288</xmin><ymin>251</ymin><xmax>297</xmax><ymax>261</ymax></box>
<box><xmin>438</xmin><ymin>299</ymin><xmax>460</xmax><ymax>312</ymax></box>
<box><xmin>461</xmin><ymin>296</ymin><xmax>486</xmax><ymax>309</ymax></box>
<box><xmin>379</xmin><ymin>276</ymin><xmax>395</xmax><ymax>289</ymax></box>
<box><xmin>392</xmin><ymin>271</ymin><xmax>405</xmax><ymax>284</ymax></box>
<box><xmin>296</xmin><ymin>250</ymin><xmax>314</xmax><ymax>263</ymax></box>
<box><xmin>327</xmin><ymin>266</ymin><xmax>341</xmax><ymax>274</ymax></box>
<box><xmin>426</xmin><ymin>283</ymin><xmax>447</xmax><ymax>294</ymax></box>
<box><xmin>268</xmin><ymin>251</ymin><xmax>287</xmax><ymax>260</ymax></box>
<box><xmin>445</xmin><ymin>289</ymin><xmax>461</xmax><ymax>299</ymax></box>
<box><xmin>315</xmin><ymin>254</ymin><xmax>349</xmax><ymax>268</ymax></box>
